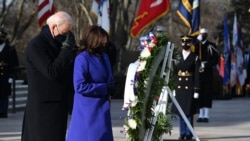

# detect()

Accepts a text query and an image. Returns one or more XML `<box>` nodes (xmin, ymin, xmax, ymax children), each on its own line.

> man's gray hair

<box><xmin>46</xmin><ymin>11</ymin><xmax>73</xmax><ymax>26</ymax></box>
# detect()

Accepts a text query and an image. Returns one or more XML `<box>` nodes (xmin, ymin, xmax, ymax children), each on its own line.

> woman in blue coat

<box><xmin>66</xmin><ymin>25</ymin><xmax>115</xmax><ymax>141</ymax></box>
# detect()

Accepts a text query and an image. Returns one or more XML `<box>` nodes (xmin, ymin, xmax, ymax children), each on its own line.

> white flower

<box><xmin>137</xmin><ymin>60</ymin><xmax>147</xmax><ymax>72</ymax></box>
<box><xmin>148</xmin><ymin>42</ymin><xmax>156</xmax><ymax>48</ymax></box>
<box><xmin>140</xmin><ymin>47</ymin><xmax>151</xmax><ymax>58</ymax></box>
<box><xmin>131</xmin><ymin>96</ymin><xmax>138</xmax><ymax>107</ymax></box>
<box><xmin>128</xmin><ymin>119</ymin><xmax>137</xmax><ymax>129</ymax></box>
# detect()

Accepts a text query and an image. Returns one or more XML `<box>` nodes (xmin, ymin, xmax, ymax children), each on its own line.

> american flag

<box><xmin>38</xmin><ymin>0</ymin><xmax>56</xmax><ymax>27</ymax></box>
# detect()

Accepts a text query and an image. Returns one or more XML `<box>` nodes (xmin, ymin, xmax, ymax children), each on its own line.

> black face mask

<box><xmin>94</xmin><ymin>46</ymin><xmax>106</xmax><ymax>54</ymax></box>
<box><xmin>54</xmin><ymin>35</ymin><xmax>66</xmax><ymax>44</ymax></box>
<box><xmin>182</xmin><ymin>45</ymin><xmax>190</xmax><ymax>50</ymax></box>
<box><xmin>201</xmin><ymin>35</ymin><xmax>207</xmax><ymax>42</ymax></box>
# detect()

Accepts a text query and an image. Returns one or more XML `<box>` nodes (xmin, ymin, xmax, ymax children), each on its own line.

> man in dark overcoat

<box><xmin>0</xmin><ymin>29</ymin><xmax>19</xmax><ymax>118</ymax></box>
<box><xmin>195</xmin><ymin>28</ymin><xmax>219</xmax><ymax>123</ymax></box>
<box><xmin>21</xmin><ymin>11</ymin><xmax>77</xmax><ymax>141</ymax></box>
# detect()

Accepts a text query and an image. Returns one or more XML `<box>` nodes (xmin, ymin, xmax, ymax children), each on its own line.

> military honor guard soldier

<box><xmin>195</xmin><ymin>28</ymin><xmax>219</xmax><ymax>123</ymax></box>
<box><xmin>0</xmin><ymin>27</ymin><xmax>19</xmax><ymax>118</ymax></box>
<box><xmin>171</xmin><ymin>35</ymin><xmax>200</xmax><ymax>140</ymax></box>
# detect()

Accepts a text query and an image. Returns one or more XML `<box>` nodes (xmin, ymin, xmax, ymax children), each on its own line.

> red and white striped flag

<box><xmin>90</xmin><ymin>0</ymin><xmax>110</xmax><ymax>33</ymax></box>
<box><xmin>38</xmin><ymin>0</ymin><xmax>56</xmax><ymax>27</ymax></box>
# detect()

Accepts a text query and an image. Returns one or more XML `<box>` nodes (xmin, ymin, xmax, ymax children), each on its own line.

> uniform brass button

<box><xmin>185</xmin><ymin>86</ymin><xmax>188</xmax><ymax>89</ymax></box>
<box><xmin>179</xmin><ymin>78</ymin><xmax>182</xmax><ymax>81</ymax></box>
<box><xmin>186</xmin><ymin>78</ymin><xmax>188</xmax><ymax>81</ymax></box>
<box><xmin>178</xmin><ymin>86</ymin><xmax>181</xmax><ymax>89</ymax></box>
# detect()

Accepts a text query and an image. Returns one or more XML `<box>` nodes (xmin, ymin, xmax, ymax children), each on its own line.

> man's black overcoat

<box><xmin>21</xmin><ymin>26</ymin><xmax>75</xmax><ymax>141</ymax></box>
<box><xmin>195</xmin><ymin>40</ymin><xmax>219</xmax><ymax>108</ymax></box>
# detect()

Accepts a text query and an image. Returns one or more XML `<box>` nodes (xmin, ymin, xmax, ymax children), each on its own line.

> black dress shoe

<box><xmin>203</xmin><ymin>118</ymin><xmax>209</xmax><ymax>122</ymax></box>
<box><xmin>196</xmin><ymin>118</ymin><xmax>204</xmax><ymax>122</ymax></box>
<box><xmin>186</xmin><ymin>135</ymin><xmax>193</xmax><ymax>140</ymax></box>
<box><xmin>178</xmin><ymin>136</ymin><xmax>185</xmax><ymax>140</ymax></box>
<box><xmin>186</xmin><ymin>136</ymin><xmax>192</xmax><ymax>141</ymax></box>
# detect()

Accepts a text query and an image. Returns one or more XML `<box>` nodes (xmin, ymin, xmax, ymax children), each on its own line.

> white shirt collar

<box><xmin>182</xmin><ymin>50</ymin><xmax>191</xmax><ymax>60</ymax></box>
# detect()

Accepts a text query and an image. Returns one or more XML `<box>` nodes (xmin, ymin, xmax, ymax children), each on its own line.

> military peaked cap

<box><xmin>180</xmin><ymin>35</ymin><xmax>193</xmax><ymax>42</ymax></box>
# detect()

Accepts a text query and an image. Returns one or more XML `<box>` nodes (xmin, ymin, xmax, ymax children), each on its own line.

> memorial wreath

<box><xmin>123</xmin><ymin>31</ymin><xmax>176</xmax><ymax>141</ymax></box>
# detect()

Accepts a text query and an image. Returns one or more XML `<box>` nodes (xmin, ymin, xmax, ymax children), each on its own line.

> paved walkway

<box><xmin>0</xmin><ymin>97</ymin><xmax>250</xmax><ymax>141</ymax></box>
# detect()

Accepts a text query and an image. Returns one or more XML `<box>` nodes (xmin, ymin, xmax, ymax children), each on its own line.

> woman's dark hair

<box><xmin>79</xmin><ymin>25</ymin><xmax>109</xmax><ymax>54</ymax></box>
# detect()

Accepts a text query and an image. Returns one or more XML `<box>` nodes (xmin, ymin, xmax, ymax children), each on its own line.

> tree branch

<box><xmin>79</xmin><ymin>3</ymin><xmax>93</xmax><ymax>26</ymax></box>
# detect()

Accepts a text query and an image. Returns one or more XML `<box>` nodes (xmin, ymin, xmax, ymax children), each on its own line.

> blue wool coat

<box><xmin>66</xmin><ymin>51</ymin><xmax>114</xmax><ymax>141</ymax></box>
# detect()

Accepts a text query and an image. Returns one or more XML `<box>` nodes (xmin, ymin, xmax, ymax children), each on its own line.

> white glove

<box><xmin>8</xmin><ymin>78</ymin><xmax>13</xmax><ymax>84</ymax></box>
<box><xmin>201</xmin><ymin>62</ymin><xmax>205</xmax><ymax>68</ymax></box>
<box><xmin>194</xmin><ymin>92</ymin><xmax>199</xmax><ymax>99</ymax></box>
<box><xmin>172</xmin><ymin>90</ymin><xmax>176</xmax><ymax>97</ymax></box>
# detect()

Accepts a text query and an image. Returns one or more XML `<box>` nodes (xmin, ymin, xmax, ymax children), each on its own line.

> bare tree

<box><xmin>0</xmin><ymin>0</ymin><xmax>37</xmax><ymax>45</ymax></box>
<box><xmin>0</xmin><ymin>0</ymin><xmax>16</xmax><ymax>25</ymax></box>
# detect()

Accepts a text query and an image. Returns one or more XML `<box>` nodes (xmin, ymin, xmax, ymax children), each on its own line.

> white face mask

<box><xmin>197</xmin><ymin>34</ymin><xmax>203</xmax><ymax>41</ymax></box>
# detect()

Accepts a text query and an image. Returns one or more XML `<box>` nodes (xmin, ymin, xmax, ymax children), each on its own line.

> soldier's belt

<box><xmin>178</xmin><ymin>70</ymin><xmax>192</xmax><ymax>76</ymax></box>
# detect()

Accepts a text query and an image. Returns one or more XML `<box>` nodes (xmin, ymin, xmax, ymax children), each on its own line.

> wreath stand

<box><xmin>142</xmin><ymin>42</ymin><xmax>200</xmax><ymax>141</ymax></box>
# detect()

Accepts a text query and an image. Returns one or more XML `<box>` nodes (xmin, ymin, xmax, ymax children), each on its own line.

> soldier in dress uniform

<box><xmin>171</xmin><ymin>35</ymin><xmax>200</xmax><ymax>140</ymax></box>
<box><xmin>195</xmin><ymin>28</ymin><xmax>219</xmax><ymax>122</ymax></box>
<box><xmin>0</xmin><ymin>28</ymin><xmax>19</xmax><ymax>118</ymax></box>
